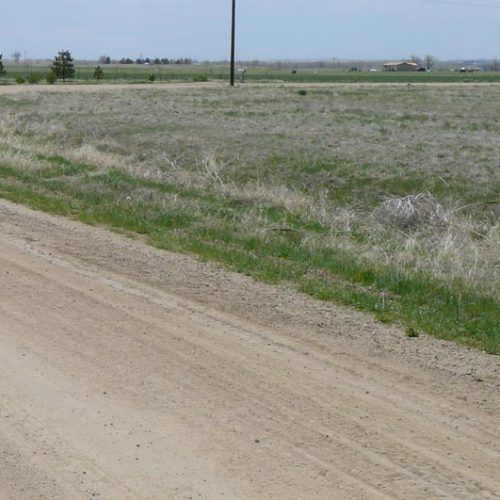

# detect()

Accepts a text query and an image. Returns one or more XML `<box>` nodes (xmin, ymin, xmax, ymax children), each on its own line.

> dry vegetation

<box><xmin>0</xmin><ymin>84</ymin><xmax>498</xmax><ymax>350</ymax></box>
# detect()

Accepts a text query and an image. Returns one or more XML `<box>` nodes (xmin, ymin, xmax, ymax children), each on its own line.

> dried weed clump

<box><xmin>197</xmin><ymin>152</ymin><xmax>225</xmax><ymax>188</ymax></box>
<box><xmin>366</xmin><ymin>201</ymin><xmax>499</xmax><ymax>298</ymax></box>
<box><xmin>374</xmin><ymin>192</ymin><xmax>449</xmax><ymax>230</ymax></box>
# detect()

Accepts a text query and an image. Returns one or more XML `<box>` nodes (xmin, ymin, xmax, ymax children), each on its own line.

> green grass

<box><xmin>0</xmin><ymin>157</ymin><xmax>498</xmax><ymax>353</ymax></box>
<box><xmin>2</xmin><ymin>63</ymin><xmax>500</xmax><ymax>84</ymax></box>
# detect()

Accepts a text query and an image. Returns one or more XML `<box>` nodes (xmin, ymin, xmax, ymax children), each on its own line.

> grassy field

<box><xmin>2</xmin><ymin>63</ymin><xmax>500</xmax><ymax>84</ymax></box>
<box><xmin>0</xmin><ymin>83</ymin><xmax>498</xmax><ymax>352</ymax></box>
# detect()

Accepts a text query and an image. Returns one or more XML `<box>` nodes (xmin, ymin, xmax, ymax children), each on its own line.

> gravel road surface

<box><xmin>0</xmin><ymin>199</ymin><xmax>499</xmax><ymax>499</ymax></box>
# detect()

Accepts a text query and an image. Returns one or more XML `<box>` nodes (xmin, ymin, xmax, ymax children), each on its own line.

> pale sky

<box><xmin>2</xmin><ymin>0</ymin><xmax>500</xmax><ymax>61</ymax></box>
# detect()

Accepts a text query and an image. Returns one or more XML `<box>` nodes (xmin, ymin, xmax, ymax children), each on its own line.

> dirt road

<box><xmin>0</xmin><ymin>199</ymin><xmax>499</xmax><ymax>499</ymax></box>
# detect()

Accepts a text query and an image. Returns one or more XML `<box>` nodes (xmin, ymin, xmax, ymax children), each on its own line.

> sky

<box><xmin>2</xmin><ymin>0</ymin><xmax>500</xmax><ymax>61</ymax></box>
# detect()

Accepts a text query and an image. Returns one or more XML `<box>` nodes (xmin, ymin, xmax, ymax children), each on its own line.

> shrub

<box><xmin>193</xmin><ymin>75</ymin><xmax>208</xmax><ymax>83</ymax></box>
<box><xmin>15</xmin><ymin>76</ymin><xmax>25</xmax><ymax>84</ymax></box>
<box><xmin>46</xmin><ymin>71</ymin><xmax>57</xmax><ymax>84</ymax></box>
<box><xmin>298</xmin><ymin>89</ymin><xmax>308</xmax><ymax>96</ymax></box>
<box><xmin>148</xmin><ymin>74</ymin><xmax>156</xmax><ymax>82</ymax></box>
<box><xmin>28</xmin><ymin>72</ymin><xmax>42</xmax><ymax>84</ymax></box>
<box><xmin>94</xmin><ymin>65</ymin><xmax>104</xmax><ymax>81</ymax></box>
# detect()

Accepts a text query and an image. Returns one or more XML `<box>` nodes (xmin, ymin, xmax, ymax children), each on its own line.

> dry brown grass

<box><xmin>0</xmin><ymin>84</ymin><xmax>498</xmax><ymax>299</ymax></box>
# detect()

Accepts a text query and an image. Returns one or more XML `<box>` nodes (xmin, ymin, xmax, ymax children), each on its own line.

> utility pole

<box><xmin>230</xmin><ymin>0</ymin><xmax>236</xmax><ymax>86</ymax></box>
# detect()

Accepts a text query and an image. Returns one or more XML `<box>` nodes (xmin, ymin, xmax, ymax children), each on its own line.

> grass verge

<box><xmin>0</xmin><ymin>157</ymin><xmax>498</xmax><ymax>354</ymax></box>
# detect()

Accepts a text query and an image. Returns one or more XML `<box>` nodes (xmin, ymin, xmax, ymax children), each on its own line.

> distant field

<box><xmin>0</xmin><ymin>83</ymin><xmax>498</xmax><ymax>352</ymax></box>
<box><xmin>2</xmin><ymin>63</ymin><xmax>500</xmax><ymax>84</ymax></box>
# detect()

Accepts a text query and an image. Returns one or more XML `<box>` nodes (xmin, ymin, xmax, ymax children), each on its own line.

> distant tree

<box><xmin>424</xmin><ymin>55</ymin><xmax>435</xmax><ymax>70</ymax></box>
<box><xmin>98</xmin><ymin>55</ymin><xmax>111</xmax><ymax>64</ymax></box>
<box><xmin>11</xmin><ymin>51</ymin><xmax>22</xmax><ymax>63</ymax></box>
<box><xmin>490</xmin><ymin>58</ymin><xmax>500</xmax><ymax>71</ymax></box>
<box><xmin>51</xmin><ymin>50</ymin><xmax>75</xmax><ymax>81</ymax></box>
<box><xmin>94</xmin><ymin>65</ymin><xmax>104</xmax><ymax>81</ymax></box>
<box><xmin>0</xmin><ymin>54</ymin><xmax>4</xmax><ymax>74</ymax></box>
<box><xmin>153</xmin><ymin>57</ymin><xmax>161</xmax><ymax>65</ymax></box>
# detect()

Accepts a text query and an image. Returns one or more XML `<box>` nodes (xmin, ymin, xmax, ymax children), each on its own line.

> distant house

<box><xmin>383</xmin><ymin>61</ymin><xmax>419</xmax><ymax>72</ymax></box>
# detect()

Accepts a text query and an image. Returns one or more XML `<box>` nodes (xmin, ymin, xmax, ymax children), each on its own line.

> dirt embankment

<box><xmin>0</xmin><ymin>199</ymin><xmax>499</xmax><ymax>499</ymax></box>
